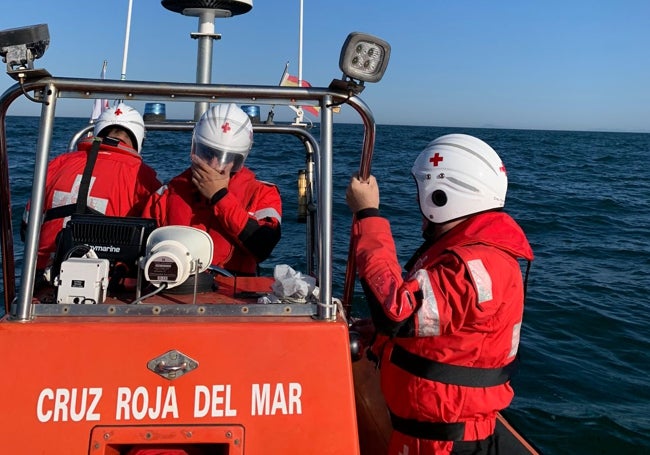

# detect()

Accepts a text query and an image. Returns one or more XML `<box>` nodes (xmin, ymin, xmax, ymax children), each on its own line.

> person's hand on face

<box><xmin>191</xmin><ymin>154</ymin><xmax>233</xmax><ymax>200</ymax></box>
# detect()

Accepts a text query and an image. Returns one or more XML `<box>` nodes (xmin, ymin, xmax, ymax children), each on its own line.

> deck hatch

<box><xmin>89</xmin><ymin>424</ymin><xmax>244</xmax><ymax>454</ymax></box>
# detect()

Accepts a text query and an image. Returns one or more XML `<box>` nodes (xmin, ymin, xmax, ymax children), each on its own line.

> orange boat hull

<box><xmin>0</xmin><ymin>314</ymin><xmax>360</xmax><ymax>454</ymax></box>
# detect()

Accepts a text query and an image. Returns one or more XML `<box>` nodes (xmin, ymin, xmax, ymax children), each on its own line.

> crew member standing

<box><xmin>346</xmin><ymin>134</ymin><xmax>534</xmax><ymax>455</ymax></box>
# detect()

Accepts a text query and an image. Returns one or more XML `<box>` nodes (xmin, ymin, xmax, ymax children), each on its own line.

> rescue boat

<box><xmin>0</xmin><ymin>2</ymin><xmax>540</xmax><ymax>453</ymax></box>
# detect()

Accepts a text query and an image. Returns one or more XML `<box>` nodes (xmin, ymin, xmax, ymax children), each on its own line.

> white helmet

<box><xmin>94</xmin><ymin>103</ymin><xmax>145</xmax><ymax>152</ymax></box>
<box><xmin>191</xmin><ymin>103</ymin><xmax>253</xmax><ymax>172</ymax></box>
<box><xmin>411</xmin><ymin>134</ymin><xmax>507</xmax><ymax>224</ymax></box>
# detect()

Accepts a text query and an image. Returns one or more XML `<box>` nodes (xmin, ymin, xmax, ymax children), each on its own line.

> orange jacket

<box><xmin>353</xmin><ymin>211</ymin><xmax>533</xmax><ymax>447</ymax></box>
<box><xmin>24</xmin><ymin>138</ymin><xmax>161</xmax><ymax>269</ymax></box>
<box><xmin>143</xmin><ymin>167</ymin><xmax>282</xmax><ymax>275</ymax></box>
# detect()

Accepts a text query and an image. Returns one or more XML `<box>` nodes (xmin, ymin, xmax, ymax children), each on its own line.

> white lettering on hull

<box><xmin>193</xmin><ymin>385</ymin><xmax>237</xmax><ymax>417</ymax></box>
<box><xmin>36</xmin><ymin>387</ymin><xmax>102</xmax><ymax>422</ymax></box>
<box><xmin>115</xmin><ymin>386</ymin><xmax>179</xmax><ymax>420</ymax></box>
<box><xmin>35</xmin><ymin>382</ymin><xmax>304</xmax><ymax>422</ymax></box>
<box><xmin>251</xmin><ymin>382</ymin><xmax>302</xmax><ymax>416</ymax></box>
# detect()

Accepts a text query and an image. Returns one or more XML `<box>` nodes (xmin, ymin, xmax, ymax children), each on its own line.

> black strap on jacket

<box><xmin>390</xmin><ymin>344</ymin><xmax>518</xmax><ymax>388</ymax></box>
<box><xmin>390</xmin><ymin>411</ymin><xmax>466</xmax><ymax>441</ymax></box>
<box><xmin>43</xmin><ymin>138</ymin><xmax>103</xmax><ymax>222</ymax></box>
<box><xmin>74</xmin><ymin>137</ymin><xmax>102</xmax><ymax>214</ymax></box>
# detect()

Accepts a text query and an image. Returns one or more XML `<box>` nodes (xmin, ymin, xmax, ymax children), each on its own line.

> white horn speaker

<box><xmin>142</xmin><ymin>226</ymin><xmax>214</xmax><ymax>288</ymax></box>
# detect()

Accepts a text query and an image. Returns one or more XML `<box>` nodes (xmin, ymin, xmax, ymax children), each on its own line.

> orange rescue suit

<box><xmin>143</xmin><ymin>167</ymin><xmax>281</xmax><ymax>276</ymax></box>
<box><xmin>24</xmin><ymin>138</ymin><xmax>161</xmax><ymax>269</ymax></box>
<box><xmin>353</xmin><ymin>211</ymin><xmax>533</xmax><ymax>453</ymax></box>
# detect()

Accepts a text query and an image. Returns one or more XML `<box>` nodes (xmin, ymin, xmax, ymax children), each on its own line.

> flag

<box><xmin>280</xmin><ymin>73</ymin><xmax>320</xmax><ymax>117</ymax></box>
<box><xmin>90</xmin><ymin>60</ymin><xmax>110</xmax><ymax>123</ymax></box>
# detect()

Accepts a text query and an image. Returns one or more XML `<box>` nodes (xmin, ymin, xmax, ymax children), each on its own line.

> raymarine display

<box><xmin>52</xmin><ymin>214</ymin><xmax>157</xmax><ymax>286</ymax></box>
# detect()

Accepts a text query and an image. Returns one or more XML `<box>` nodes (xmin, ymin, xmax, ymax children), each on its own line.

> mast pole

<box><xmin>121</xmin><ymin>0</ymin><xmax>134</xmax><ymax>81</ymax></box>
<box><xmin>293</xmin><ymin>0</ymin><xmax>305</xmax><ymax>124</ymax></box>
<box><xmin>193</xmin><ymin>9</ymin><xmax>218</xmax><ymax>121</ymax></box>
<box><xmin>160</xmin><ymin>1</ymin><xmax>253</xmax><ymax>120</ymax></box>
<box><xmin>298</xmin><ymin>0</ymin><xmax>304</xmax><ymax>85</ymax></box>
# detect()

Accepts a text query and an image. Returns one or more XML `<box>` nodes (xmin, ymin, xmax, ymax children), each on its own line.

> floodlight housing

<box><xmin>0</xmin><ymin>24</ymin><xmax>50</xmax><ymax>75</ymax></box>
<box><xmin>339</xmin><ymin>32</ymin><xmax>390</xmax><ymax>84</ymax></box>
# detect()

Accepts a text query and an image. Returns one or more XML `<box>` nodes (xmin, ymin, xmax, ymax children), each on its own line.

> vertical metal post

<box><xmin>120</xmin><ymin>0</ymin><xmax>134</xmax><ymax>81</ymax></box>
<box><xmin>295</xmin><ymin>0</ymin><xmax>305</xmax><ymax>124</ymax></box>
<box><xmin>297</xmin><ymin>0</ymin><xmax>304</xmax><ymax>85</ymax></box>
<box><xmin>14</xmin><ymin>84</ymin><xmax>58</xmax><ymax>321</ymax></box>
<box><xmin>317</xmin><ymin>95</ymin><xmax>334</xmax><ymax>320</ymax></box>
<box><xmin>192</xmin><ymin>9</ymin><xmax>217</xmax><ymax>121</ymax></box>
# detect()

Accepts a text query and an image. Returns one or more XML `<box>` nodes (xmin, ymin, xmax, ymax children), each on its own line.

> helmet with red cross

<box><xmin>411</xmin><ymin>134</ymin><xmax>507</xmax><ymax>224</ymax></box>
<box><xmin>191</xmin><ymin>103</ymin><xmax>254</xmax><ymax>172</ymax></box>
<box><xmin>94</xmin><ymin>103</ymin><xmax>145</xmax><ymax>152</ymax></box>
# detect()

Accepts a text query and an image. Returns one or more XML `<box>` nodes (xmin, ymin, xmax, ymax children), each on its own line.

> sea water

<box><xmin>2</xmin><ymin>116</ymin><xmax>650</xmax><ymax>454</ymax></box>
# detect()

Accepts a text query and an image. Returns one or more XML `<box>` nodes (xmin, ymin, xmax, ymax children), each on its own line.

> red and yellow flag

<box><xmin>280</xmin><ymin>73</ymin><xmax>320</xmax><ymax>117</ymax></box>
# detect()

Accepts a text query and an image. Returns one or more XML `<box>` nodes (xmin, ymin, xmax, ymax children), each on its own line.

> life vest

<box><xmin>354</xmin><ymin>211</ymin><xmax>533</xmax><ymax>444</ymax></box>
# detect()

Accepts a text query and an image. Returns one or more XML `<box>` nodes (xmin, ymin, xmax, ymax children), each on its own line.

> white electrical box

<box><xmin>56</xmin><ymin>258</ymin><xmax>110</xmax><ymax>304</ymax></box>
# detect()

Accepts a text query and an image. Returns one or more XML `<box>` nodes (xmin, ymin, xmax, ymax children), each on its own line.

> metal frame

<box><xmin>0</xmin><ymin>76</ymin><xmax>376</xmax><ymax>321</ymax></box>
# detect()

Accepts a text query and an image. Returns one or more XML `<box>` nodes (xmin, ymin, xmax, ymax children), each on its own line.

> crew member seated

<box><xmin>143</xmin><ymin>103</ymin><xmax>282</xmax><ymax>276</ymax></box>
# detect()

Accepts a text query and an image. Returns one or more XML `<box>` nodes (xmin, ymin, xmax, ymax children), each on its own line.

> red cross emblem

<box><xmin>114</xmin><ymin>108</ymin><xmax>123</xmax><ymax>116</ymax></box>
<box><xmin>429</xmin><ymin>152</ymin><xmax>443</xmax><ymax>166</ymax></box>
<box><xmin>221</xmin><ymin>122</ymin><xmax>231</xmax><ymax>133</ymax></box>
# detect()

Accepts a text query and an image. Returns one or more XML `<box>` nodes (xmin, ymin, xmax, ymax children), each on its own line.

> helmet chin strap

<box><xmin>422</xmin><ymin>221</ymin><xmax>436</xmax><ymax>240</ymax></box>
<box><xmin>103</xmin><ymin>136</ymin><xmax>124</xmax><ymax>145</ymax></box>
<box><xmin>422</xmin><ymin>217</ymin><xmax>469</xmax><ymax>241</ymax></box>
<box><xmin>99</xmin><ymin>135</ymin><xmax>140</xmax><ymax>156</ymax></box>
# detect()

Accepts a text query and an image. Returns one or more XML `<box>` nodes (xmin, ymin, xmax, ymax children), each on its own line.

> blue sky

<box><xmin>1</xmin><ymin>0</ymin><xmax>649</xmax><ymax>132</ymax></box>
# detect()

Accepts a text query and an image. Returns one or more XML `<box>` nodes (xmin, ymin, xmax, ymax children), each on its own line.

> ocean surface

<box><xmin>2</xmin><ymin>116</ymin><xmax>650</xmax><ymax>454</ymax></box>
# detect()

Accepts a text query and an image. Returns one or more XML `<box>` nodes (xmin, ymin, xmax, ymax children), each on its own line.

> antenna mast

<box><xmin>161</xmin><ymin>0</ymin><xmax>253</xmax><ymax>121</ymax></box>
<box><xmin>294</xmin><ymin>0</ymin><xmax>305</xmax><ymax>125</ymax></box>
<box><xmin>121</xmin><ymin>0</ymin><xmax>134</xmax><ymax>81</ymax></box>
<box><xmin>189</xmin><ymin>8</ymin><xmax>221</xmax><ymax>121</ymax></box>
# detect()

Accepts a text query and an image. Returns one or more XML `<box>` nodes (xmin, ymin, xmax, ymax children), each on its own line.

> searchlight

<box><xmin>0</xmin><ymin>24</ymin><xmax>50</xmax><ymax>80</ymax></box>
<box><xmin>330</xmin><ymin>32</ymin><xmax>391</xmax><ymax>95</ymax></box>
